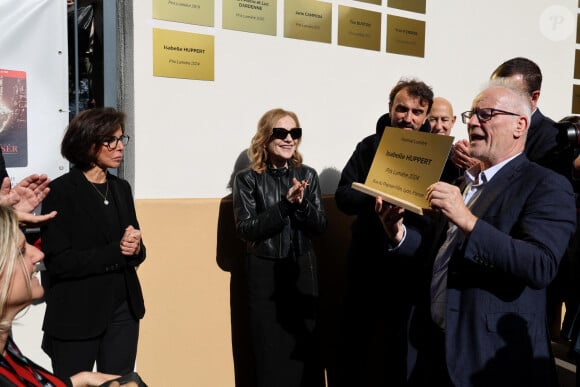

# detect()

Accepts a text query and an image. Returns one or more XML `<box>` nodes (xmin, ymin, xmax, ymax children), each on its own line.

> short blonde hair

<box><xmin>248</xmin><ymin>108</ymin><xmax>303</xmax><ymax>173</ymax></box>
<box><xmin>0</xmin><ymin>205</ymin><xmax>29</xmax><ymax>334</ymax></box>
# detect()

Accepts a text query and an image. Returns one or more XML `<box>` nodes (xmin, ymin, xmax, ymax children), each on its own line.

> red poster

<box><xmin>0</xmin><ymin>69</ymin><xmax>27</xmax><ymax>167</ymax></box>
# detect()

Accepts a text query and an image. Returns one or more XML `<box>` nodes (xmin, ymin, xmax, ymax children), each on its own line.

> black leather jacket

<box><xmin>233</xmin><ymin>164</ymin><xmax>326</xmax><ymax>259</ymax></box>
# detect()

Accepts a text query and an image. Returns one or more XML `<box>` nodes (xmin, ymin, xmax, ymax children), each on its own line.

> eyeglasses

<box><xmin>271</xmin><ymin>127</ymin><xmax>302</xmax><ymax>140</ymax></box>
<box><xmin>102</xmin><ymin>134</ymin><xmax>130</xmax><ymax>150</ymax></box>
<box><xmin>461</xmin><ymin>108</ymin><xmax>520</xmax><ymax>124</ymax></box>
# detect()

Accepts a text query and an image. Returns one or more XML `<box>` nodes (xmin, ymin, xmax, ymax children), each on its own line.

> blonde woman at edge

<box><xmin>0</xmin><ymin>205</ymin><xmax>136</xmax><ymax>386</ymax></box>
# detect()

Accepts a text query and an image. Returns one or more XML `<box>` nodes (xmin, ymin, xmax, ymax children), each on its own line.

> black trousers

<box><xmin>407</xmin><ymin>320</ymin><xmax>453</xmax><ymax>387</ymax></box>
<box><xmin>246</xmin><ymin>252</ymin><xmax>325</xmax><ymax>387</ymax></box>
<box><xmin>334</xmin><ymin>249</ymin><xmax>411</xmax><ymax>387</ymax></box>
<box><xmin>44</xmin><ymin>300</ymin><xmax>139</xmax><ymax>380</ymax></box>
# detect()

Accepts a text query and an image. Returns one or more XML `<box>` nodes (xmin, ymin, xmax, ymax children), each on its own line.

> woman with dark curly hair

<box><xmin>40</xmin><ymin>107</ymin><xmax>145</xmax><ymax>381</ymax></box>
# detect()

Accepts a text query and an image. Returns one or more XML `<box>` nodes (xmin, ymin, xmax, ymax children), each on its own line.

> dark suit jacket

<box><xmin>525</xmin><ymin>109</ymin><xmax>557</xmax><ymax>161</ymax></box>
<box><xmin>525</xmin><ymin>108</ymin><xmax>573</xmax><ymax>178</ymax></box>
<box><xmin>398</xmin><ymin>154</ymin><xmax>576</xmax><ymax>387</ymax></box>
<box><xmin>40</xmin><ymin>167</ymin><xmax>145</xmax><ymax>340</ymax></box>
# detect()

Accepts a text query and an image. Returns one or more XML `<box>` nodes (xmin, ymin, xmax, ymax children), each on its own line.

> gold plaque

<box><xmin>575</xmin><ymin>49</ymin><xmax>580</xmax><ymax>79</ymax></box>
<box><xmin>152</xmin><ymin>0</ymin><xmax>214</xmax><ymax>27</ymax></box>
<box><xmin>153</xmin><ymin>28</ymin><xmax>214</xmax><ymax>81</ymax></box>
<box><xmin>338</xmin><ymin>5</ymin><xmax>381</xmax><ymax>51</ymax></box>
<box><xmin>223</xmin><ymin>0</ymin><xmax>277</xmax><ymax>36</ymax></box>
<box><xmin>387</xmin><ymin>0</ymin><xmax>426</xmax><ymax>14</ymax></box>
<box><xmin>352</xmin><ymin>127</ymin><xmax>454</xmax><ymax>215</ymax></box>
<box><xmin>572</xmin><ymin>84</ymin><xmax>580</xmax><ymax>114</ymax></box>
<box><xmin>356</xmin><ymin>0</ymin><xmax>381</xmax><ymax>5</ymax></box>
<box><xmin>577</xmin><ymin>14</ymin><xmax>580</xmax><ymax>44</ymax></box>
<box><xmin>386</xmin><ymin>15</ymin><xmax>425</xmax><ymax>58</ymax></box>
<box><xmin>284</xmin><ymin>0</ymin><xmax>332</xmax><ymax>44</ymax></box>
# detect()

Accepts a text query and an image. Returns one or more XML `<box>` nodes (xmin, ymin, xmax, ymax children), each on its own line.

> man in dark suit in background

<box><xmin>452</xmin><ymin>57</ymin><xmax>572</xmax><ymax>178</ymax></box>
<box><xmin>490</xmin><ymin>57</ymin><xmax>572</xmax><ymax>175</ymax></box>
<box><xmin>376</xmin><ymin>79</ymin><xmax>576</xmax><ymax>386</ymax></box>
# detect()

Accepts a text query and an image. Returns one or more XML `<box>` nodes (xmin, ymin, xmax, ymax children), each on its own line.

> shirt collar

<box><xmin>464</xmin><ymin>152</ymin><xmax>522</xmax><ymax>186</ymax></box>
<box><xmin>267</xmin><ymin>165</ymin><xmax>289</xmax><ymax>177</ymax></box>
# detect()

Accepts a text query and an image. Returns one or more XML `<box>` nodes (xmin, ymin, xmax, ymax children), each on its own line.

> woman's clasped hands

<box><xmin>120</xmin><ymin>225</ymin><xmax>141</xmax><ymax>256</ymax></box>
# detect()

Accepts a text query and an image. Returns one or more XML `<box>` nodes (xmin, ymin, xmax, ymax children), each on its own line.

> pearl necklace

<box><xmin>89</xmin><ymin>180</ymin><xmax>110</xmax><ymax>205</ymax></box>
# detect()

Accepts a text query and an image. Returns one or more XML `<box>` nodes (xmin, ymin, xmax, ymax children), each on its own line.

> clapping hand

<box><xmin>0</xmin><ymin>175</ymin><xmax>57</xmax><ymax>226</ymax></box>
<box><xmin>286</xmin><ymin>178</ymin><xmax>309</xmax><ymax>204</ymax></box>
<box><xmin>450</xmin><ymin>139</ymin><xmax>480</xmax><ymax>170</ymax></box>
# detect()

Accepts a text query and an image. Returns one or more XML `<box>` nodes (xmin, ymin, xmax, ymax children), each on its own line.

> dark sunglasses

<box><xmin>271</xmin><ymin>127</ymin><xmax>302</xmax><ymax>140</ymax></box>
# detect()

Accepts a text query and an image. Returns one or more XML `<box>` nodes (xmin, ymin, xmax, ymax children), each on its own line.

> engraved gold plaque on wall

<box><xmin>153</xmin><ymin>0</ymin><xmax>214</xmax><ymax>27</ymax></box>
<box><xmin>574</xmin><ymin>49</ymin><xmax>580</xmax><ymax>79</ymax></box>
<box><xmin>388</xmin><ymin>0</ymin><xmax>426</xmax><ymax>14</ymax></box>
<box><xmin>572</xmin><ymin>84</ymin><xmax>580</xmax><ymax>114</ymax></box>
<box><xmin>223</xmin><ymin>0</ymin><xmax>277</xmax><ymax>35</ymax></box>
<box><xmin>284</xmin><ymin>0</ymin><xmax>332</xmax><ymax>44</ymax></box>
<box><xmin>577</xmin><ymin>14</ymin><xmax>580</xmax><ymax>44</ymax></box>
<box><xmin>356</xmin><ymin>0</ymin><xmax>382</xmax><ymax>5</ymax></box>
<box><xmin>338</xmin><ymin>6</ymin><xmax>381</xmax><ymax>51</ymax></box>
<box><xmin>386</xmin><ymin>14</ymin><xmax>425</xmax><ymax>58</ymax></box>
<box><xmin>153</xmin><ymin>28</ymin><xmax>214</xmax><ymax>81</ymax></box>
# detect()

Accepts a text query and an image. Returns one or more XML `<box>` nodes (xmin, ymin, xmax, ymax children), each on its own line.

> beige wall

<box><xmin>135</xmin><ymin>198</ymin><xmax>235</xmax><ymax>386</ymax></box>
<box><xmin>134</xmin><ymin>196</ymin><xmax>353</xmax><ymax>386</ymax></box>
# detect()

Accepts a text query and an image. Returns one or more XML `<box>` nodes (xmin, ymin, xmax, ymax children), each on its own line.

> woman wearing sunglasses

<box><xmin>233</xmin><ymin>108</ymin><xmax>327</xmax><ymax>387</ymax></box>
<box><xmin>40</xmin><ymin>108</ymin><xmax>145</xmax><ymax>381</ymax></box>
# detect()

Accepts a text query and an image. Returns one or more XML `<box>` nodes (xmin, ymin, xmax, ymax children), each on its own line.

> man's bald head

<box><xmin>428</xmin><ymin>97</ymin><xmax>456</xmax><ymax>136</ymax></box>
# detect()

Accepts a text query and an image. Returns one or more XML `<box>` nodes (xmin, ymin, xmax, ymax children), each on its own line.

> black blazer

<box><xmin>40</xmin><ymin>167</ymin><xmax>145</xmax><ymax>340</ymax></box>
<box><xmin>525</xmin><ymin>108</ymin><xmax>573</xmax><ymax>178</ymax></box>
<box><xmin>525</xmin><ymin>108</ymin><xmax>557</xmax><ymax>163</ymax></box>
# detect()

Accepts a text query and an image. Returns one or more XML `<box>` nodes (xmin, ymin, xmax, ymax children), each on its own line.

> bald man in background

<box><xmin>428</xmin><ymin>97</ymin><xmax>456</xmax><ymax>136</ymax></box>
<box><xmin>428</xmin><ymin>97</ymin><xmax>477</xmax><ymax>182</ymax></box>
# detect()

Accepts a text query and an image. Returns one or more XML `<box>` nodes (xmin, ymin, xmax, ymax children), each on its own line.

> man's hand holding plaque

<box><xmin>375</xmin><ymin>196</ymin><xmax>405</xmax><ymax>243</ymax></box>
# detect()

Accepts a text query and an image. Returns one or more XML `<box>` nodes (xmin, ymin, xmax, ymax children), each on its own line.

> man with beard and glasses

<box><xmin>334</xmin><ymin>78</ymin><xmax>435</xmax><ymax>386</ymax></box>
